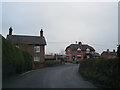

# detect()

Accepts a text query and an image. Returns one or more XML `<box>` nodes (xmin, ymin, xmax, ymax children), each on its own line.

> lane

<box><xmin>3</xmin><ymin>63</ymin><xmax>97</xmax><ymax>88</ymax></box>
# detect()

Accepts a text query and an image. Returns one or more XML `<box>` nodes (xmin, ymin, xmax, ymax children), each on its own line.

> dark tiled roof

<box><xmin>65</xmin><ymin>44</ymin><xmax>95</xmax><ymax>51</ymax></box>
<box><xmin>101</xmin><ymin>51</ymin><xmax>117</xmax><ymax>56</ymax></box>
<box><xmin>7</xmin><ymin>35</ymin><xmax>47</xmax><ymax>46</ymax></box>
<box><xmin>92</xmin><ymin>52</ymin><xmax>100</xmax><ymax>57</ymax></box>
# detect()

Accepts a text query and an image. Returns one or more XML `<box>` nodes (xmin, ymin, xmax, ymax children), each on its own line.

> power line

<box><xmin>47</xmin><ymin>41</ymin><xmax>117</xmax><ymax>48</ymax></box>
<box><xmin>47</xmin><ymin>42</ymin><xmax>74</xmax><ymax>44</ymax></box>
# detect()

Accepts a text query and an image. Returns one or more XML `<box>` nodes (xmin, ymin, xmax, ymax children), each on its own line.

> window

<box><xmin>77</xmin><ymin>48</ymin><xmax>81</xmax><ymax>53</ymax></box>
<box><xmin>86</xmin><ymin>48</ymin><xmax>90</xmax><ymax>51</ymax></box>
<box><xmin>34</xmin><ymin>56</ymin><xmax>40</xmax><ymax>61</ymax></box>
<box><xmin>66</xmin><ymin>56</ymin><xmax>69</xmax><ymax>59</ymax></box>
<box><xmin>16</xmin><ymin>45</ymin><xmax>19</xmax><ymax>48</ymax></box>
<box><xmin>86</xmin><ymin>48</ymin><xmax>90</xmax><ymax>53</ymax></box>
<box><xmin>34</xmin><ymin>46</ymin><xmax>40</xmax><ymax>53</ymax></box>
<box><xmin>86</xmin><ymin>56</ymin><xmax>90</xmax><ymax>59</ymax></box>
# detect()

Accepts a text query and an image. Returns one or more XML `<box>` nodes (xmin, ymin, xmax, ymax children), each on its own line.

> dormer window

<box><xmin>86</xmin><ymin>48</ymin><xmax>90</xmax><ymax>53</ymax></box>
<box><xmin>34</xmin><ymin>46</ymin><xmax>40</xmax><ymax>53</ymax></box>
<box><xmin>67</xmin><ymin>49</ymin><xmax>71</xmax><ymax>52</ymax></box>
<box><xmin>77</xmin><ymin>48</ymin><xmax>81</xmax><ymax>53</ymax></box>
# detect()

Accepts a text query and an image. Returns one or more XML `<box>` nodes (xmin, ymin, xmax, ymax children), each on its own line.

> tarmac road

<box><xmin>3</xmin><ymin>63</ymin><xmax>98</xmax><ymax>88</ymax></box>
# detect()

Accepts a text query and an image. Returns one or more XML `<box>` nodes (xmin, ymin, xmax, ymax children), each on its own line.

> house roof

<box><xmin>92</xmin><ymin>52</ymin><xmax>100</xmax><ymax>57</ymax></box>
<box><xmin>101</xmin><ymin>51</ymin><xmax>117</xmax><ymax>56</ymax></box>
<box><xmin>7</xmin><ymin>35</ymin><xmax>47</xmax><ymax>46</ymax></box>
<box><xmin>65</xmin><ymin>44</ymin><xmax>95</xmax><ymax>51</ymax></box>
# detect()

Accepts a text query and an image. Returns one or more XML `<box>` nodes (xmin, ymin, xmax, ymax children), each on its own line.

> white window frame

<box><xmin>16</xmin><ymin>45</ymin><xmax>19</xmax><ymax>48</ymax></box>
<box><xmin>86</xmin><ymin>48</ymin><xmax>90</xmax><ymax>53</ymax></box>
<box><xmin>34</xmin><ymin>46</ymin><xmax>40</xmax><ymax>53</ymax></box>
<box><xmin>34</xmin><ymin>56</ymin><xmax>40</xmax><ymax>61</ymax></box>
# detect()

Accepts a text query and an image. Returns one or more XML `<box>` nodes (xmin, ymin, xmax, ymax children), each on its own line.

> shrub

<box><xmin>65</xmin><ymin>61</ymin><xmax>79</xmax><ymax>64</ymax></box>
<box><xmin>22</xmin><ymin>51</ymin><xmax>32</xmax><ymax>71</ymax></box>
<box><xmin>79</xmin><ymin>58</ymin><xmax>120</xmax><ymax>88</ymax></box>
<box><xmin>33</xmin><ymin>60</ymin><xmax>62</xmax><ymax>69</ymax></box>
<box><xmin>2</xmin><ymin>36</ymin><xmax>32</xmax><ymax>79</ymax></box>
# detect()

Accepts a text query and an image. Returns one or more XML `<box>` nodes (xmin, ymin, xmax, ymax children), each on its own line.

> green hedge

<box><xmin>33</xmin><ymin>60</ymin><xmax>62</xmax><ymax>69</ymax></box>
<box><xmin>45</xmin><ymin>60</ymin><xmax>62</xmax><ymax>66</ymax></box>
<box><xmin>65</xmin><ymin>61</ymin><xmax>79</xmax><ymax>64</ymax></box>
<box><xmin>79</xmin><ymin>58</ymin><xmax>120</xmax><ymax>88</ymax></box>
<box><xmin>2</xmin><ymin>36</ymin><xmax>32</xmax><ymax>79</ymax></box>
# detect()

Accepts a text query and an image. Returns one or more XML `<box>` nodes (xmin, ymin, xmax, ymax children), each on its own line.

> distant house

<box><xmin>7</xmin><ymin>27</ymin><xmax>47</xmax><ymax>61</ymax></box>
<box><xmin>65</xmin><ymin>42</ymin><xmax>96</xmax><ymax>61</ymax></box>
<box><xmin>45</xmin><ymin>55</ymin><xmax>55</xmax><ymax>60</ymax></box>
<box><xmin>45</xmin><ymin>54</ymin><xmax>64</xmax><ymax>61</ymax></box>
<box><xmin>101</xmin><ymin>49</ymin><xmax>117</xmax><ymax>59</ymax></box>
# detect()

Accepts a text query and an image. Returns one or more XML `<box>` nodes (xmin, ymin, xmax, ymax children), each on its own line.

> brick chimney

<box><xmin>76</xmin><ymin>41</ymin><xmax>77</xmax><ymax>44</ymax></box>
<box><xmin>40</xmin><ymin>29</ymin><xmax>45</xmax><ymax>61</ymax></box>
<box><xmin>9</xmin><ymin>27</ymin><xmax>13</xmax><ymax>35</ymax></box>
<box><xmin>40</xmin><ymin>29</ymin><xmax>43</xmax><ymax>37</ymax></box>
<box><xmin>107</xmin><ymin>49</ymin><xmax>109</xmax><ymax>52</ymax></box>
<box><xmin>113</xmin><ymin>49</ymin><xmax>115</xmax><ymax>52</ymax></box>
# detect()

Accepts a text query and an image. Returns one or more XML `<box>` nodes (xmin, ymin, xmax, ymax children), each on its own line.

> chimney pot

<box><xmin>9</xmin><ymin>27</ymin><xmax>13</xmax><ymax>35</ymax></box>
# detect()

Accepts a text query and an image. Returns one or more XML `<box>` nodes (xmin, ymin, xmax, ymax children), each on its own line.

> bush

<box><xmin>79</xmin><ymin>58</ymin><xmax>120</xmax><ymax>88</ymax></box>
<box><xmin>33</xmin><ymin>60</ymin><xmax>62</xmax><ymax>69</ymax></box>
<box><xmin>22</xmin><ymin>51</ymin><xmax>32</xmax><ymax>71</ymax></box>
<box><xmin>33</xmin><ymin>61</ymin><xmax>45</xmax><ymax>69</ymax></box>
<box><xmin>2</xmin><ymin>36</ymin><xmax>32</xmax><ymax>79</ymax></box>
<box><xmin>65</xmin><ymin>61</ymin><xmax>79</xmax><ymax>64</ymax></box>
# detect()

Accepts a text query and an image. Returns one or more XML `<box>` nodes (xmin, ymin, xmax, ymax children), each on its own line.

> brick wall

<box><xmin>66</xmin><ymin>48</ymin><xmax>94</xmax><ymax>61</ymax></box>
<box><xmin>18</xmin><ymin>44</ymin><xmax>45</xmax><ymax>61</ymax></box>
<box><xmin>101</xmin><ymin>53</ymin><xmax>117</xmax><ymax>59</ymax></box>
<box><xmin>40</xmin><ymin>46</ymin><xmax>45</xmax><ymax>61</ymax></box>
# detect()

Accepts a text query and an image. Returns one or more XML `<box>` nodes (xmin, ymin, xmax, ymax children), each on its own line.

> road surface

<box><xmin>3</xmin><ymin>63</ymin><xmax>98</xmax><ymax>88</ymax></box>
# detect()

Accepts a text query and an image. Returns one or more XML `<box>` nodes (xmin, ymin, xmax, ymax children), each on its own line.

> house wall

<box><xmin>20</xmin><ymin>44</ymin><xmax>35</xmax><ymax>56</ymax></box>
<box><xmin>65</xmin><ymin>48</ymin><xmax>94</xmax><ymax>61</ymax></box>
<box><xmin>101</xmin><ymin>53</ymin><xmax>117</xmax><ymax>59</ymax></box>
<box><xmin>66</xmin><ymin>48</ymin><xmax>84</xmax><ymax>61</ymax></box>
<box><xmin>40</xmin><ymin>46</ymin><xmax>45</xmax><ymax>61</ymax></box>
<box><xmin>17</xmin><ymin>44</ymin><xmax>45</xmax><ymax>61</ymax></box>
<box><xmin>65</xmin><ymin>54</ymin><xmax>72</xmax><ymax>61</ymax></box>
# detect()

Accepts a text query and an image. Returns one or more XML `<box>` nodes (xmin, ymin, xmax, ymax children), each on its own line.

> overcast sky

<box><xmin>1</xmin><ymin>2</ymin><xmax>118</xmax><ymax>54</ymax></box>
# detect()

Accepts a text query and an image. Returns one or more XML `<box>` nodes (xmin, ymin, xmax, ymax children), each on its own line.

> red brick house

<box><xmin>101</xmin><ymin>49</ymin><xmax>117</xmax><ymax>59</ymax></box>
<box><xmin>7</xmin><ymin>27</ymin><xmax>47</xmax><ymax>61</ymax></box>
<box><xmin>65</xmin><ymin>42</ymin><xmax>96</xmax><ymax>61</ymax></box>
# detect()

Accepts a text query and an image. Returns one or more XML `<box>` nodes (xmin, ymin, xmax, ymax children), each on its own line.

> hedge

<box><xmin>2</xmin><ymin>36</ymin><xmax>32</xmax><ymax>79</ymax></box>
<box><xmin>65</xmin><ymin>61</ymin><xmax>79</xmax><ymax>64</ymax></box>
<box><xmin>79</xmin><ymin>58</ymin><xmax>120</xmax><ymax>88</ymax></box>
<box><xmin>33</xmin><ymin>60</ymin><xmax>62</xmax><ymax>69</ymax></box>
